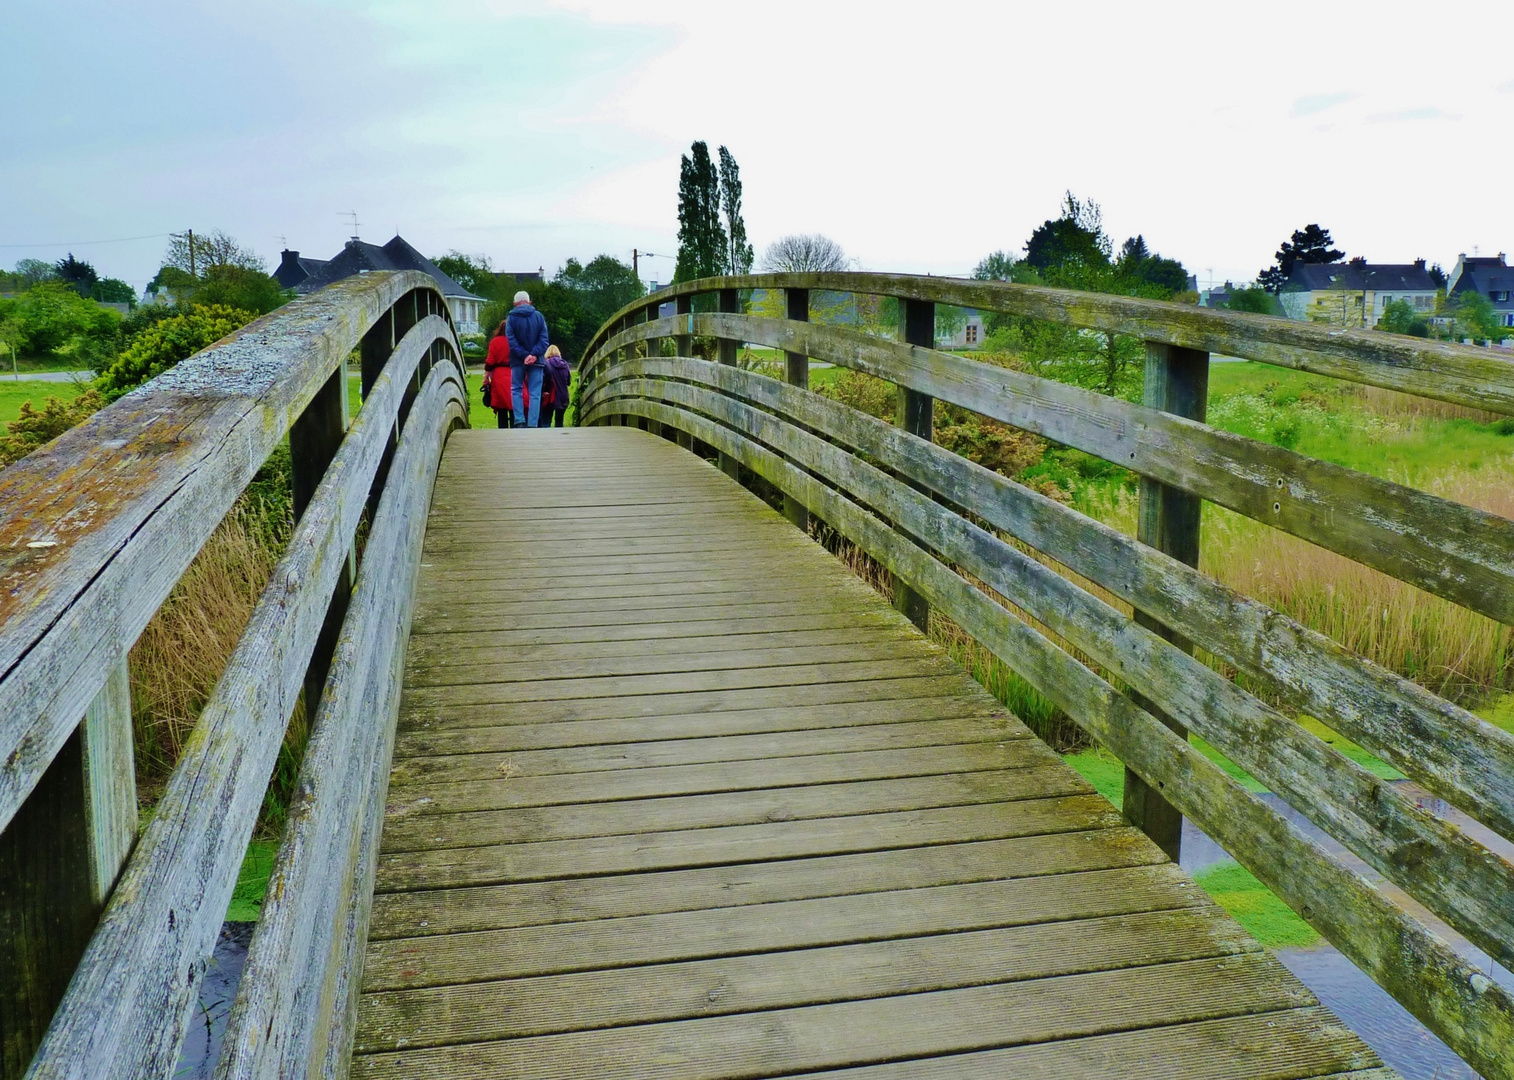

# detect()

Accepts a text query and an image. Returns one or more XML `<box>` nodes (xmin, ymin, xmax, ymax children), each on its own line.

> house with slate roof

<box><xmin>274</xmin><ymin>235</ymin><xmax>487</xmax><ymax>334</ymax></box>
<box><xmin>1448</xmin><ymin>253</ymin><xmax>1514</xmax><ymax>331</ymax></box>
<box><xmin>1280</xmin><ymin>259</ymin><xmax>1439</xmax><ymax>328</ymax></box>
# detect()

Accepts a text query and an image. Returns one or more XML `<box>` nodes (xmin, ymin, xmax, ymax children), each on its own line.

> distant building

<box><xmin>1448</xmin><ymin>253</ymin><xmax>1514</xmax><ymax>330</ymax></box>
<box><xmin>1202</xmin><ymin>282</ymin><xmax>1237</xmax><ymax>308</ymax></box>
<box><xmin>1280</xmin><ymin>260</ymin><xmax>1439</xmax><ymax>327</ymax></box>
<box><xmin>940</xmin><ymin>309</ymin><xmax>987</xmax><ymax>349</ymax></box>
<box><xmin>276</xmin><ymin>236</ymin><xmax>487</xmax><ymax>334</ymax></box>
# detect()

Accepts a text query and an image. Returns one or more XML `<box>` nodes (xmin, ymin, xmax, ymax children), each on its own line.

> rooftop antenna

<box><xmin>341</xmin><ymin>211</ymin><xmax>361</xmax><ymax>241</ymax></box>
<box><xmin>276</xmin><ymin>234</ymin><xmax>288</xmax><ymax>250</ymax></box>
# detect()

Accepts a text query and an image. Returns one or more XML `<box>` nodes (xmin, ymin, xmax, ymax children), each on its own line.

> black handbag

<box><xmin>480</xmin><ymin>373</ymin><xmax>492</xmax><ymax>406</ymax></box>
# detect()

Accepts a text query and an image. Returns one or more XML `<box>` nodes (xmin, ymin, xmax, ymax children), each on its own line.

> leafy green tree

<box><xmin>1257</xmin><ymin>224</ymin><xmax>1343</xmax><ymax>293</ymax></box>
<box><xmin>91</xmin><ymin>278</ymin><xmax>136</xmax><ymax>305</ymax></box>
<box><xmin>1224</xmin><ymin>287</ymin><xmax>1275</xmax><ymax>315</ymax></box>
<box><xmin>1116</xmin><ymin>235</ymin><xmax>1188</xmax><ymax>295</ymax></box>
<box><xmin>95</xmin><ymin>305</ymin><xmax>256</xmax><ymax>401</ymax></box>
<box><xmin>55</xmin><ymin>254</ymin><xmax>99</xmax><ymax>297</ymax></box>
<box><xmin>973</xmin><ymin>251</ymin><xmax>1017</xmax><ymax>281</ymax></box>
<box><xmin>1023</xmin><ymin>192</ymin><xmax>1110</xmax><ymax>274</ymax></box>
<box><xmin>1378</xmin><ymin>298</ymin><xmax>1429</xmax><ymax>337</ymax></box>
<box><xmin>674</xmin><ymin>141</ymin><xmax>728</xmax><ymax>284</ymax></box>
<box><xmin>192</xmin><ymin>265</ymin><xmax>287</xmax><ymax>314</ymax></box>
<box><xmin>717</xmin><ymin>146</ymin><xmax>753</xmax><ymax>275</ymax></box>
<box><xmin>5</xmin><ymin>282</ymin><xmax>120</xmax><ymax>357</ymax></box>
<box><xmin>163</xmin><ymin>230</ymin><xmax>265</xmax><ymax>276</ymax></box>
<box><xmin>1450</xmin><ymin>290</ymin><xmax>1502</xmax><ymax>343</ymax></box>
<box><xmin>14</xmin><ymin>259</ymin><xmax>57</xmax><ymax>287</ymax></box>
<box><xmin>433</xmin><ymin>252</ymin><xmax>498</xmax><ymax>298</ymax></box>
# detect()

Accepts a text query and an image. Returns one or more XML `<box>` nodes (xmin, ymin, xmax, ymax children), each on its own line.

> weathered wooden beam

<box><xmin>585</xmin><ymin>271</ymin><xmax>1514</xmax><ymax>415</ymax></box>
<box><xmin>783</xmin><ymin>287</ymin><xmax>810</xmax><ymax>532</ymax></box>
<box><xmin>82</xmin><ymin>658</ymin><xmax>135</xmax><ymax>905</ymax></box>
<box><xmin>717</xmin><ymin>289</ymin><xmax>741</xmax><ymax>482</ymax></box>
<box><xmin>892</xmin><ymin>298</ymin><xmax>934</xmax><ymax>631</ymax></box>
<box><xmin>1123</xmin><ymin>343</ymin><xmax>1209</xmax><ymax>861</ymax></box>
<box><xmin>22</xmin><ymin>315</ymin><xmax>462</xmax><ymax>1080</ymax></box>
<box><xmin>0</xmin><ymin>732</ymin><xmax>92</xmax><ymax>1080</ymax></box>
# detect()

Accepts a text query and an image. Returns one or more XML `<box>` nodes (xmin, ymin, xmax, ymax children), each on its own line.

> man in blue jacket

<box><xmin>505</xmin><ymin>291</ymin><xmax>550</xmax><ymax>427</ymax></box>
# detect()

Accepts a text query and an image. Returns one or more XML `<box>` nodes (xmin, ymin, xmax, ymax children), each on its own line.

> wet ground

<box><xmin>175</xmin><ymin>923</ymin><xmax>253</xmax><ymax>1079</ymax></box>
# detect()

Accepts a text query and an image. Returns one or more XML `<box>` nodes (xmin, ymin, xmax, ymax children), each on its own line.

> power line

<box><xmin>0</xmin><ymin>231</ymin><xmax>173</xmax><ymax>250</ymax></box>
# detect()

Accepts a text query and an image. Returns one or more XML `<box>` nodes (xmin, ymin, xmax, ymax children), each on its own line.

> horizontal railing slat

<box><xmin>593</xmin><ymin>369</ymin><xmax>1514</xmax><ymax>970</ymax></box>
<box><xmin>587</xmin><ymin>313</ymin><xmax>1514</xmax><ymax>630</ymax></box>
<box><xmin>0</xmin><ymin>270</ymin><xmax>437</xmax><ymax>834</ymax></box>
<box><xmin>585</xmin><ymin>391</ymin><xmax>1514</xmax><ymax>1080</ymax></box>
<box><xmin>22</xmin><ymin>313</ymin><xmax>457</xmax><ymax>1080</ymax></box>
<box><xmin>587</xmin><ymin>272</ymin><xmax>1514</xmax><ymax>413</ymax></box>
<box><xmin>590</xmin><ymin>354</ymin><xmax>1514</xmax><ymax>846</ymax></box>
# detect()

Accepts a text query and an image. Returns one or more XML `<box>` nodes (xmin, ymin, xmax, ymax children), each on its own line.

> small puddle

<box><xmin>1180</xmin><ymin>785</ymin><xmax>1512</xmax><ymax>1080</ymax></box>
<box><xmin>174</xmin><ymin>923</ymin><xmax>254</xmax><ymax>1079</ymax></box>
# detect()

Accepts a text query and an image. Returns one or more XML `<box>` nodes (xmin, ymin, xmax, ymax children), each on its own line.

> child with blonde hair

<box><xmin>541</xmin><ymin>344</ymin><xmax>572</xmax><ymax>428</ymax></box>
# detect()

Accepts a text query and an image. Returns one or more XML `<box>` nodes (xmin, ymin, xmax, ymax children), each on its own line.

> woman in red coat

<box><xmin>484</xmin><ymin>322</ymin><xmax>517</xmax><ymax>428</ymax></box>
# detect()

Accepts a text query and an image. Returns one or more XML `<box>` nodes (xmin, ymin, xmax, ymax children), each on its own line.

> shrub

<box><xmin>95</xmin><ymin>304</ymin><xmax>257</xmax><ymax>401</ymax></box>
<box><xmin>0</xmin><ymin>389</ymin><xmax>104</xmax><ymax>466</ymax></box>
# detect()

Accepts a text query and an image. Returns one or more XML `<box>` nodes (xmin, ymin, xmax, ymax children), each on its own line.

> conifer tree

<box><xmin>717</xmin><ymin>146</ymin><xmax>753</xmax><ymax>275</ymax></box>
<box><xmin>674</xmin><ymin>141</ymin><xmax>727</xmax><ymax>283</ymax></box>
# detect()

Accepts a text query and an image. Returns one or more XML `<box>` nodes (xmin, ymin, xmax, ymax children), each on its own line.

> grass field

<box><xmin>0</xmin><ymin>378</ymin><xmax>90</xmax><ymax>424</ymax></box>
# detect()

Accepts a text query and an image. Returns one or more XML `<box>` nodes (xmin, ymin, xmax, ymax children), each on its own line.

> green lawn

<box><xmin>226</xmin><ymin>839</ymin><xmax>279</xmax><ymax>921</ymax></box>
<box><xmin>0</xmin><ymin>379</ymin><xmax>90</xmax><ymax>424</ymax></box>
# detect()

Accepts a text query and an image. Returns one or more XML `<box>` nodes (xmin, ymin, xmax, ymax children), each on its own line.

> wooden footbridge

<box><xmin>1</xmin><ymin>269</ymin><xmax>1513</xmax><ymax>1079</ymax></box>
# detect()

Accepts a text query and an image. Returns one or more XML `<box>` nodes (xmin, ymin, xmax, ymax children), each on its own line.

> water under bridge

<box><xmin>1</xmin><ymin>269</ymin><xmax>1512</xmax><ymax>1079</ymax></box>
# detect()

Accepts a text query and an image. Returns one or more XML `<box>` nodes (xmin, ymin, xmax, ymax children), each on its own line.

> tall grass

<box><xmin>129</xmin><ymin>446</ymin><xmax>305</xmax><ymax>834</ymax></box>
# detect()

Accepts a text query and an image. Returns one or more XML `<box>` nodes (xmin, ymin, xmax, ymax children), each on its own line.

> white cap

<box><xmin>513</xmin><ymin>290</ymin><xmax>531</xmax><ymax>304</ymax></box>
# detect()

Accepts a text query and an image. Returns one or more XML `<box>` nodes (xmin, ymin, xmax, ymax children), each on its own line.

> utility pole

<box><xmin>633</xmin><ymin>249</ymin><xmax>639</xmax><ymax>277</ymax></box>
<box><xmin>187</xmin><ymin>228</ymin><xmax>195</xmax><ymax>278</ymax></box>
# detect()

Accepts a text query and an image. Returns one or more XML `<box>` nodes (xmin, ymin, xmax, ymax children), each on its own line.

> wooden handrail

<box><xmin>1</xmin><ymin>272</ymin><xmax>468</xmax><ymax>1080</ymax></box>
<box><xmin>579</xmin><ymin>281</ymin><xmax>1514</xmax><ymax>1080</ymax></box>
<box><xmin>585</xmin><ymin>272</ymin><xmax>1514</xmax><ymax>413</ymax></box>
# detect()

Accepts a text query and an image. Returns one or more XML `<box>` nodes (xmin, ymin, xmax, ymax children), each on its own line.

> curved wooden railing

<box><xmin>0</xmin><ymin>271</ymin><xmax>469</xmax><ymax>1079</ymax></box>
<box><xmin>579</xmin><ymin>272</ymin><xmax>1514</xmax><ymax>1080</ymax></box>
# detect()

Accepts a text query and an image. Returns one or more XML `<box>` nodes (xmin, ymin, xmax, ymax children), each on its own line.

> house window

<box><xmin>965</xmin><ymin>324</ymin><xmax>978</xmax><ymax>344</ymax></box>
<box><xmin>1505</xmin><ymin>313</ymin><xmax>1514</xmax><ymax>328</ymax></box>
<box><xmin>1493</xmin><ymin>291</ymin><xmax>1511</xmax><ymax>303</ymax></box>
<box><xmin>1381</xmin><ymin>295</ymin><xmax>1392</xmax><ymax>307</ymax></box>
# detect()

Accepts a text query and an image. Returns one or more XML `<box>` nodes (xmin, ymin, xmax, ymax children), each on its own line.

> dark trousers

<box><xmin>495</xmin><ymin>408</ymin><xmax>513</xmax><ymax>429</ymax></box>
<box><xmin>545</xmin><ymin>406</ymin><xmax>567</xmax><ymax>428</ymax></box>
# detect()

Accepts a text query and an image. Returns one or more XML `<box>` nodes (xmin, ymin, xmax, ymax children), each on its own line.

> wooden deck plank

<box><xmin>352</xmin><ymin>954</ymin><xmax>1313</xmax><ymax>1079</ymax></box>
<box><xmin>375</xmin><ymin>796</ymin><xmax>1123</xmax><ymax>891</ymax></box>
<box><xmin>354</xmin><ymin>907</ymin><xmax>1260</xmax><ymax>1051</ymax></box>
<box><xmin>367</xmin><ymin>833</ymin><xmax>1175</xmax><ymax>939</ymax></box>
<box><xmin>352</xmin><ymin>427</ymin><xmax>1384</xmax><ymax>1079</ymax></box>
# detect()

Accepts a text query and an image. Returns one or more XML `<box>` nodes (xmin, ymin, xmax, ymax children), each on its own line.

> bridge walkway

<box><xmin>349</xmin><ymin>426</ymin><xmax>1384</xmax><ymax>1079</ymax></box>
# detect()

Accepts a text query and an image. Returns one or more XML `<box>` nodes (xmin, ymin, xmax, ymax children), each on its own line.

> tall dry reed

<box><xmin>129</xmin><ymin>463</ymin><xmax>304</xmax><ymax>832</ymax></box>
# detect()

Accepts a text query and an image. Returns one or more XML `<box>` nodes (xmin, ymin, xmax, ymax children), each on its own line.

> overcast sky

<box><xmin>3</xmin><ymin>0</ymin><xmax>1512</xmax><ymax>292</ymax></box>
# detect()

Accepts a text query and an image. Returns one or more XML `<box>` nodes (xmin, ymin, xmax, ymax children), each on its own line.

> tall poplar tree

<box><xmin>717</xmin><ymin>146</ymin><xmax>753</xmax><ymax>275</ymax></box>
<box><xmin>674</xmin><ymin>141</ymin><xmax>727</xmax><ymax>284</ymax></box>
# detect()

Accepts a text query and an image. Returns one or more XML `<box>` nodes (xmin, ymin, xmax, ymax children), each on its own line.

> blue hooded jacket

<box><xmin>505</xmin><ymin>303</ymin><xmax>550</xmax><ymax>369</ymax></box>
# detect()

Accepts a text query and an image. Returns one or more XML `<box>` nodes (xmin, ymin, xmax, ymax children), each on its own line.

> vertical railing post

<box><xmin>361</xmin><ymin>309</ymin><xmax>397</xmax><ymax>515</ymax></box>
<box><xmin>289</xmin><ymin>362</ymin><xmax>352</xmax><ymax>718</ymax></box>
<box><xmin>717</xmin><ymin>287</ymin><xmax>741</xmax><ymax>481</ymax></box>
<box><xmin>893</xmin><ymin>298</ymin><xmax>934</xmax><ymax>631</ymax></box>
<box><xmin>783</xmin><ymin>287</ymin><xmax>810</xmax><ymax>531</ymax></box>
<box><xmin>640</xmin><ymin>305</ymin><xmax>664</xmax><ymax>438</ymax></box>
<box><xmin>1122</xmin><ymin>342</ymin><xmax>1209</xmax><ymax>862</ymax></box>
<box><xmin>0</xmin><ymin>657</ymin><xmax>135</xmax><ymax>1080</ymax></box>
<box><xmin>674</xmin><ymin>294</ymin><xmax>695</xmax><ymax>448</ymax></box>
